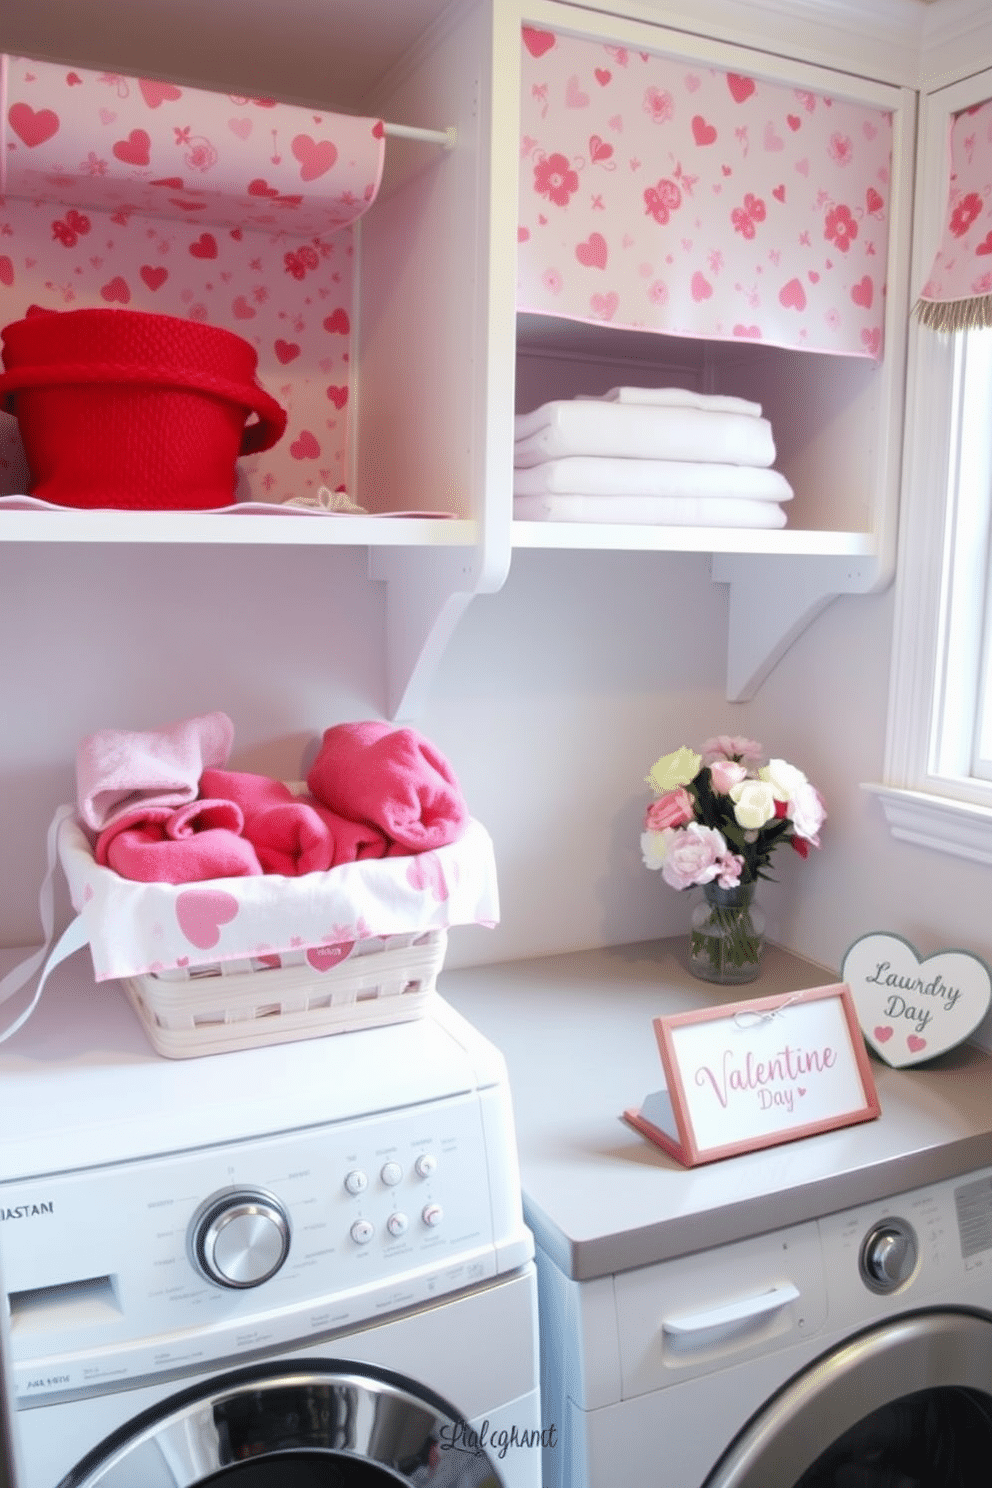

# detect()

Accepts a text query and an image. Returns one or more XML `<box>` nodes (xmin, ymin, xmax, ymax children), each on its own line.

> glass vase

<box><xmin>689</xmin><ymin>881</ymin><xmax>765</xmax><ymax>985</ymax></box>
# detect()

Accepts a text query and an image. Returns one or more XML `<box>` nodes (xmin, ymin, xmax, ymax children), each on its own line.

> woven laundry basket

<box><xmin>122</xmin><ymin>929</ymin><xmax>447</xmax><ymax>1059</ymax></box>
<box><xmin>0</xmin><ymin>306</ymin><xmax>287</xmax><ymax>510</ymax></box>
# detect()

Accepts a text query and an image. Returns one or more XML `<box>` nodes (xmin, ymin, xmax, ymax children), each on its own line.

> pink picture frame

<box><xmin>624</xmin><ymin>983</ymin><xmax>881</xmax><ymax>1167</ymax></box>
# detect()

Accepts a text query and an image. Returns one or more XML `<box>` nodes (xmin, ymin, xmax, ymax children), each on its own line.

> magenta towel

<box><xmin>306</xmin><ymin>722</ymin><xmax>468</xmax><ymax>852</ymax></box>
<box><xmin>77</xmin><ymin>711</ymin><xmax>234</xmax><ymax>832</ymax></box>
<box><xmin>95</xmin><ymin>799</ymin><xmax>263</xmax><ymax>883</ymax></box>
<box><xmin>200</xmin><ymin>769</ymin><xmax>389</xmax><ymax>875</ymax></box>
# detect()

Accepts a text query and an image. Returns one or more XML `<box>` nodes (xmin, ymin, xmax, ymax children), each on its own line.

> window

<box><xmin>871</xmin><ymin>67</ymin><xmax>992</xmax><ymax>863</ymax></box>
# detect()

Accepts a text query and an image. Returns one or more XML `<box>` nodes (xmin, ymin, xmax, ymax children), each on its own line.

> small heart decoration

<box><xmin>291</xmin><ymin>430</ymin><xmax>320</xmax><ymax>459</ymax></box>
<box><xmin>306</xmin><ymin>942</ymin><xmax>355</xmax><ymax>972</ymax></box>
<box><xmin>113</xmin><ymin>128</ymin><xmax>151</xmax><ymax>166</ymax></box>
<box><xmin>842</xmin><ymin>932</ymin><xmax>991</xmax><ymax>1067</ymax></box>
<box><xmin>175</xmin><ymin>889</ymin><xmax>239</xmax><ymax>950</ymax></box>
<box><xmin>8</xmin><ymin>102</ymin><xmax>60</xmax><ymax>148</ymax></box>
<box><xmin>522</xmin><ymin>26</ymin><xmax>555</xmax><ymax>58</ymax></box>
<box><xmin>575</xmin><ymin>232</ymin><xmax>607</xmax><ymax>269</ymax></box>
<box><xmin>290</xmin><ymin>132</ymin><xmax>338</xmax><ymax>182</ymax></box>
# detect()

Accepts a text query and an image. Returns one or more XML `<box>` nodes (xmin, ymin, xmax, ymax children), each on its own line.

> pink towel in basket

<box><xmin>94</xmin><ymin>799</ymin><xmax>263</xmax><ymax>883</ymax></box>
<box><xmin>200</xmin><ymin>769</ymin><xmax>389</xmax><ymax>875</ymax></box>
<box><xmin>306</xmin><ymin>722</ymin><xmax>468</xmax><ymax>853</ymax></box>
<box><xmin>77</xmin><ymin>711</ymin><xmax>235</xmax><ymax>832</ymax></box>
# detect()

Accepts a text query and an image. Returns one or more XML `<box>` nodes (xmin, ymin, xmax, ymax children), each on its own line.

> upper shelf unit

<box><xmin>503</xmin><ymin>4</ymin><xmax>916</xmax><ymax>577</ymax></box>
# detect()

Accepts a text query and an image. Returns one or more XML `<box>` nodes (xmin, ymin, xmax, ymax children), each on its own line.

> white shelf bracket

<box><xmin>711</xmin><ymin>553</ymin><xmax>880</xmax><ymax>702</ymax></box>
<box><xmin>370</xmin><ymin>544</ymin><xmax>508</xmax><ymax>722</ymax></box>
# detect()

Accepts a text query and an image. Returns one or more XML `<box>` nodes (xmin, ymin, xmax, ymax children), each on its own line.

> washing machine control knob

<box><xmin>191</xmin><ymin>1188</ymin><xmax>291</xmax><ymax>1289</ymax></box>
<box><xmin>860</xmin><ymin>1219</ymin><xmax>918</xmax><ymax>1293</ymax></box>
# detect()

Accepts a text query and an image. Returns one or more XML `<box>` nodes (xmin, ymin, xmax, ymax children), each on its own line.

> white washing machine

<box><xmin>0</xmin><ymin>950</ymin><xmax>543</xmax><ymax>1488</ymax></box>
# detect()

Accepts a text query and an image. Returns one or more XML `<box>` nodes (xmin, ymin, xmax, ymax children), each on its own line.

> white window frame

<box><xmin>870</xmin><ymin>65</ymin><xmax>992</xmax><ymax>864</ymax></box>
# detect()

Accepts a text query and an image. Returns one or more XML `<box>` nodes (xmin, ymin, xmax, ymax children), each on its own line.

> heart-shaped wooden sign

<box><xmin>842</xmin><ymin>933</ymin><xmax>991</xmax><ymax>1068</ymax></box>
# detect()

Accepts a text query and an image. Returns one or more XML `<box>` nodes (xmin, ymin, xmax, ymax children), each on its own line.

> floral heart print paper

<box><xmin>517</xmin><ymin>26</ymin><xmax>891</xmax><ymax>358</ymax></box>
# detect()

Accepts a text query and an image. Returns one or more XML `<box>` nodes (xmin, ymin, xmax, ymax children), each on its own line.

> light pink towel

<box><xmin>306</xmin><ymin>722</ymin><xmax>468</xmax><ymax>853</ymax></box>
<box><xmin>77</xmin><ymin>711</ymin><xmax>234</xmax><ymax>832</ymax></box>
<box><xmin>200</xmin><ymin>769</ymin><xmax>389</xmax><ymax>875</ymax></box>
<box><xmin>94</xmin><ymin>799</ymin><xmax>263</xmax><ymax>883</ymax></box>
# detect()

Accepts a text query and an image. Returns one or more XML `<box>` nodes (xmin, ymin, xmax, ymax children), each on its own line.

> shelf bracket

<box><xmin>370</xmin><ymin>545</ymin><xmax>506</xmax><ymax>722</ymax></box>
<box><xmin>711</xmin><ymin>553</ymin><xmax>880</xmax><ymax>701</ymax></box>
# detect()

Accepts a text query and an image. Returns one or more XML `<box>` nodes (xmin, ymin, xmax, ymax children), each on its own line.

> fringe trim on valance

<box><xmin>914</xmin><ymin>294</ymin><xmax>992</xmax><ymax>332</ymax></box>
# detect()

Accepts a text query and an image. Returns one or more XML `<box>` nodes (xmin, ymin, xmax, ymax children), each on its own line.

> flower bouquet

<box><xmin>640</xmin><ymin>735</ymin><xmax>826</xmax><ymax>983</ymax></box>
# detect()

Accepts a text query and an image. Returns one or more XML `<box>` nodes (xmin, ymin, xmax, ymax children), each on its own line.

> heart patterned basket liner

<box><xmin>0</xmin><ymin>807</ymin><xmax>499</xmax><ymax>1059</ymax></box>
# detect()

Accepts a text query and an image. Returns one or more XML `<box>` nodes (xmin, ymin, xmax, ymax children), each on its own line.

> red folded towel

<box><xmin>306</xmin><ymin>722</ymin><xmax>468</xmax><ymax>853</ymax></box>
<box><xmin>95</xmin><ymin>800</ymin><xmax>263</xmax><ymax>883</ymax></box>
<box><xmin>200</xmin><ymin>769</ymin><xmax>388</xmax><ymax>875</ymax></box>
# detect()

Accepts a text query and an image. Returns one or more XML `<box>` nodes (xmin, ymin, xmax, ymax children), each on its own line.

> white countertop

<box><xmin>441</xmin><ymin>938</ymin><xmax>992</xmax><ymax>1280</ymax></box>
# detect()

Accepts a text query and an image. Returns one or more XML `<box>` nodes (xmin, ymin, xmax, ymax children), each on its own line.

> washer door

<box><xmin>705</xmin><ymin>1309</ymin><xmax>992</xmax><ymax>1488</ymax></box>
<box><xmin>55</xmin><ymin>1360</ymin><xmax>502</xmax><ymax>1487</ymax></box>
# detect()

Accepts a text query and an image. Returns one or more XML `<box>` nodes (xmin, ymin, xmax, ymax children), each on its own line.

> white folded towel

<box><xmin>513</xmin><ymin>494</ymin><xmax>788</xmax><ymax>527</ymax></box>
<box><xmin>513</xmin><ymin>456</ymin><xmax>793</xmax><ymax>503</ymax></box>
<box><xmin>589</xmin><ymin>386</ymin><xmax>763</xmax><ymax>417</ymax></box>
<box><xmin>513</xmin><ymin>400</ymin><xmax>776</xmax><ymax>468</ymax></box>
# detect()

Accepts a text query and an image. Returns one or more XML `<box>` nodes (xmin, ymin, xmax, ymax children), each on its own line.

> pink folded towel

<box><xmin>200</xmin><ymin>769</ymin><xmax>389</xmax><ymax>875</ymax></box>
<box><xmin>306</xmin><ymin>722</ymin><xmax>468</xmax><ymax>853</ymax></box>
<box><xmin>95</xmin><ymin>799</ymin><xmax>263</xmax><ymax>883</ymax></box>
<box><xmin>77</xmin><ymin>711</ymin><xmax>234</xmax><ymax>832</ymax></box>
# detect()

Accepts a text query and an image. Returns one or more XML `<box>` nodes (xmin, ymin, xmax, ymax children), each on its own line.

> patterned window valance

<box><xmin>518</xmin><ymin>26</ymin><xmax>892</xmax><ymax>359</ymax></box>
<box><xmin>916</xmin><ymin>96</ymin><xmax>992</xmax><ymax>332</ymax></box>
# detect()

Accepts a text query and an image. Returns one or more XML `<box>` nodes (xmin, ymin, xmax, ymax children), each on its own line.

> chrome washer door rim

<box><xmin>705</xmin><ymin>1308</ymin><xmax>992</xmax><ymax>1488</ymax></box>
<box><xmin>55</xmin><ymin>1359</ymin><xmax>503</xmax><ymax>1487</ymax></box>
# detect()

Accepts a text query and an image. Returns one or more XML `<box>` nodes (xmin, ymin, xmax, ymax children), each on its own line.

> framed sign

<box><xmin>624</xmin><ymin>984</ymin><xmax>880</xmax><ymax>1167</ymax></box>
<box><xmin>842</xmin><ymin>932</ymin><xmax>992</xmax><ymax>1067</ymax></box>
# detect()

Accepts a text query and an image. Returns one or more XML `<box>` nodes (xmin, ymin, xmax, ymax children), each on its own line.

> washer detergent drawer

<box><xmin>613</xmin><ymin>1220</ymin><xmax>828</xmax><ymax>1396</ymax></box>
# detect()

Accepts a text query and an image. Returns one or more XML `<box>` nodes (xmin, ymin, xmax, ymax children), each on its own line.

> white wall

<box><xmin>0</xmin><ymin>539</ymin><xmax>735</xmax><ymax>966</ymax></box>
<box><xmin>8</xmin><ymin>510</ymin><xmax>968</xmax><ymax>984</ymax></box>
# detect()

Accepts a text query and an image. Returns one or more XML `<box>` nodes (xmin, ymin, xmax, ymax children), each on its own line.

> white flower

<box><xmin>760</xmin><ymin>758</ymin><xmax>808</xmax><ymax>801</ymax></box>
<box><xmin>788</xmin><ymin>781</ymin><xmax>827</xmax><ymax>843</ymax></box>
<box><xmin>729</xmin><ymin>778</ymin><xmax>778</xmax><ymax>830</ymax></box>
<box><xmin>640</xmin><ymin>828</ymin><xmax>671</xmax><ymax>871</ymax></box>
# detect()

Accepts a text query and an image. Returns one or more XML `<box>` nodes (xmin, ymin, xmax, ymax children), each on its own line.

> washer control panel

<box><xmin>0</xmin><ymin>1085</ymin><xmax>533</xmax><ymax>1403</ymax></box>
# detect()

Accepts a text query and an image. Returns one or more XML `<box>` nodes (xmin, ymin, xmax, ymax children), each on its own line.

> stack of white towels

<box><xmin>513</xmin><ymin>386</ymin><xmax>793</xmax><ymax>528</ymax></box>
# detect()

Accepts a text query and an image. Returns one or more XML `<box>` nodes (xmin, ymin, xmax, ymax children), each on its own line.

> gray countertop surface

<box><xmin>440</xmin><ymin>938</ymin><xmax>992</xmax><ymax>1281</ymax></box>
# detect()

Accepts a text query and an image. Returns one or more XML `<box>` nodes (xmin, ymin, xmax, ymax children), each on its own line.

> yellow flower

<box><xmin>646</xmin><ymin>747</ymin><xmax>702</xmax><ymax>794</ymax></box>
<box><xmin>729</xmin><ymin>779</ymin><xmax>778</xmax><ymax>830</ymax></box>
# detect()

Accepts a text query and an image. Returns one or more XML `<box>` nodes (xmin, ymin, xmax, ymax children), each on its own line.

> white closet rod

<box><xmin>382</xmin><ymin>121</ymin><xmax>457</xmax><ymax>149</ymax></box>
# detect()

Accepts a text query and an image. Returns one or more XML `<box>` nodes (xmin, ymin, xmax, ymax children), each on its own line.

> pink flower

<box><xmin>828</xmin><ymin>132</ymin><xmax>853</xmax><ymax>166</ymax></box>
<box><xmin>715</xmin><ymin>853</ymin><xmax>746</xmax><ymax>888</ymax></box>
<box><xmin>643</xmin><ymin>86</ymin><xmax>675</xmax><ymax>124</ymax></box>
<box><xmin>701</xmin><ymin>735</ymin><xmax>764</xmax><ymax>769</ymax></box>
<box><xmin>950</xmin><ymin>191</ymin><xmax>983</xmax><ymax>238</ymax></box>
<box><xmin>661</xmin><ymin>823</ymin><xmax>729</xmax><ymax>890</ymax></box>
<box><xmin>534</xmin><ymin>152</ymin><xmax>580</xmax><ymax>207</ymax></box>
<box><xmin>708</xmin><ymin>759</ymin><xmax>747</xmax><ymax>794</ymax></box>
<box><xmin>644</xmin><ymin>787</ymin><xmax>695</xmax><ymax>832</ymax></box>
<box><xmin>824</xmin><ymin>203</ymin><xmax>858</xmax><ymax>253</ymax></box>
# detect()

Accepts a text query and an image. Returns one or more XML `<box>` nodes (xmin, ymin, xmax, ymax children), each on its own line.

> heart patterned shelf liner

<box><xmin>517</xmin><ymin>25</ymin><xmax>892</xmax><ymax>359</ymax></box>
<box><xmin>0</xmin><ymin>55</ymin><xmax>391</xmax><ymax>506</ymax></box>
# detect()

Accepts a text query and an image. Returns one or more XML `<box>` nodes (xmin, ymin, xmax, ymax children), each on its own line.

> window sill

<box><xmin>864</xmin><ymin>783</ymin><xmax>992</xmax><ymax>866</ymax></box>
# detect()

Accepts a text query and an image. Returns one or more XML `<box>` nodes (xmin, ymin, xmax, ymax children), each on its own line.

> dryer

<box><xmin>535</xmin><ymin>1167</ymin><xmax>992</xmax><ymax>1486</ymax></box>
<box><xmin>440</xmin><ymin>936</ymin><xmax>992</xmax><ymax>1488</ymax></box>
<box><xmin>0</xmin><ymin>950</ymin><xmax>543</xmax><ymax>1487</ymax></box>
